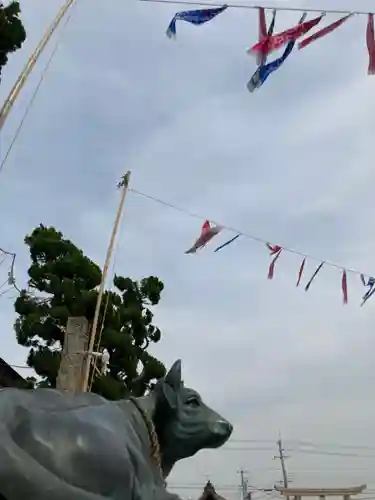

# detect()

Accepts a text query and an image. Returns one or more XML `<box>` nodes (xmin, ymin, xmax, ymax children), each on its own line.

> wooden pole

<box><xmin>0</xmin><ymin>0</ymin><xmax>76</xmax><ymax>132</ymax></box>
<box><xmin>81</xmin><ymin>171</ymin><xmax>131</xmax><ymax>392</ymax></box>
<box><xmin>56</xmin><ymin>317</ymin><xmax>88</xmax><ymax>393</ymax></box>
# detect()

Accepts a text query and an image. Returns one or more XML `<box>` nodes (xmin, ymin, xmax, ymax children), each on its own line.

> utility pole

<box><xmin>275</xmin><ymin>438</ymin><xmax>290</xmax><ymax>500</ymax></box>
<box><xmin>238</xmin><ymin>469</ymin><xmax>248</xmax><ymax>500</ymax></box>
<box><xmin>277</xmin><ymin>438</ymin><xmax>288</xmax><ymax>488</ymax></box>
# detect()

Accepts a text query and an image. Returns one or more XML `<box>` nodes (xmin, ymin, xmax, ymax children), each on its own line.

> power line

<box><xmin>217</xmin><ymin>446</ymin><xmax>375</xmax><ymax>458</ymax></box>
<box><xmin>166</xmin><ymin>436</ymin><xmax>375</xmax><ymax>452</ymax></box>
<box><xmin>274</xmin><ymin>467</ymin><xmax>375</xmax><ymax>471</ymax></box>
<box><xmin>287</xmin><ymin>439</ymin><xmax>375</xmax><ymax>452</ymax></box>
<box><xmin>284</xmin><ymin>448</ymin><xmax>375</xmax><ymax>458</ymax></box>
<box><xmin>151</xmin><ymin>483</ymin><xmax>375</xmax><ymax>488</ymax></box>
<box><xmin>220</xmin><ymin>447</ymin><xmax>276</xmax><ymax>451</ymax></box>
<box><xmin>167</xmin><ymin>483</ymin><xmax>275</xmax><ymax>491</ymax></box>
<box><xmin>129</xmin><ymin>188</ymin><xmax>374</xmax><ymax>278</ymax></box>
<box><xmin>230</xmin><ymin>438</ymin><xmax>375</xmax><ymax>453</ymax></box>
<box><xmin>139</xmin><ymin>0</ymin><xmax>373</xmax><ymax>16</ymax></box>
<box><xmin>34</xmin><ymin>425</ymin><xmax>362</xmax><ymax>454</ymax></box>
<box><xmin>231</xmin><ymin>439</ymin><xmax>276</xmax><ymax>443</ymax></box>
<box><xmin>165</xmin><ymin>485</ymin><xmax>375</xmax><ymax>496</ymax></box>
<box><xmin>168</xmin><ymin>485</ymin><xmax>243</xmax><ymax>490</ymax></box>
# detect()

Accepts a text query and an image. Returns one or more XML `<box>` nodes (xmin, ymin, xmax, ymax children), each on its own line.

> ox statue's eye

<box><xmin>186</xmin><ymin>397</ymin><xmax>199</xmax><ymax>408</ymax></box>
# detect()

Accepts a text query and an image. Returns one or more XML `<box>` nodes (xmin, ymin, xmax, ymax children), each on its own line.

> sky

<box><xmin>1</xmin><ymin>0</ymin><xmax>375</xmax><ymax>498</ymax></box>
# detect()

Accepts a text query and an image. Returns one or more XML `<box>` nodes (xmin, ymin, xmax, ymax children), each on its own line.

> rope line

<box><xmin>129</xmin><ymin>188</ymin><xmax>373</xmax><ymax>278</ymax></box>
<box><xmin>139</xmin><ymin>0</ymin><xmax>374</xmax><ymax>16</ymax></box>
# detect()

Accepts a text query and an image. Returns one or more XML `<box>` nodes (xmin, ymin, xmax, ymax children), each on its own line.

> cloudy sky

<box><xmin>1</xmin><ymin>0</ymin><xmax>375</xmax><ymax>497</ymax></box>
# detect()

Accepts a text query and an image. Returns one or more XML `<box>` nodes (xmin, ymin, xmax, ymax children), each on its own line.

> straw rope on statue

<box><xmin>130</xmin><ymin>188</ymin><xmax>374</xmax><ymax>308</ymax></box>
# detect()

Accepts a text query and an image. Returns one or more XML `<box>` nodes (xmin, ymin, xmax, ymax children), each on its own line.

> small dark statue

<box><xmin>0</xmin><ymin>360</ymin><xmax>232</xmax><ymax>500</ymax></box>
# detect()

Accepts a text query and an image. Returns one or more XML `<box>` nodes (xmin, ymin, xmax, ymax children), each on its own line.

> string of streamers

<box><xmin>367</xmin><ymin>14</ymin><xmax>375</xmax><ymax>74</ymax></box>
<box><xmin>304</xmin><ymin>262</ymin><xmax>324</xmax><ymax>292</ymax></box>
<box><xmin>157</xmin><ymin>0</ymin><xmax>374</xmax><ymax>91</ymax></box>
<box><xmin>166</xmin><ymin>4</ymin><xmax>227</xmax><ymax>38</ymax></box>
<box><xmin>214</xmin><ymin>234</ymin><xmax>240</xmax><ymax>253</ymax></box>
<box><xmin>266</xmin><ymin>243</ymin><xmax>282</xmax><ymax>280</ymax></box>
<box><xmin>185</xmin><ymin>220</ymin><xmax>222</xmax><ymax>253</ymax></box>
<box><xmin>296</xmin><ymin>257</ymin><xmax>305</xmax><ymax>287</ymax></box>
<box><xmin>360</xmin><ymin>275</ymin><xmax>375</xmax><ymax>306</ymax></box>
<box><xmin>342</xmin><ymin>269</ymin><xmax>348</xmax><ymax>304</ymax></box>
<box><xmin>248</xmin><ymin>13</ymin><xmax>324</xmax><ymax>58</ymax></box>
<box><xmin>298</xmin><ymin>14</ymin><xmax>353</xmax><ymax>50</ymax></box>
<box><xmin>129</xmin><ymin>188</ymin><xmax>374</xmax><ymax>306</ymax></box>
<box><xmin>257</xmin><ymin>8</ymin><xmax>276</xmax><ymax>66</ymax></box>
<box><xmin>248</xmin><ymin>11</ymin><xmax>306</xmax><ymax>92</ymax></box>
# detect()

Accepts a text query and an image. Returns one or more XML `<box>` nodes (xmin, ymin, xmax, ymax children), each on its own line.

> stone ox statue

<box><xmin>0</xmin><ymin>359</ymin><xmax>232</xmax><ymax>500</ymax></box>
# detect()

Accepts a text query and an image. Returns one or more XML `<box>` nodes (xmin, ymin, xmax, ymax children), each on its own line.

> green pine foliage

<box><xmin>14</xmin><ymin>225</ymin><xmax>166</xmax><ymax>399</ymax></box>
<box><xmin>0</xmin><ymin>2</ymin><xmax>26</xmax><ymax>79</ymax></box>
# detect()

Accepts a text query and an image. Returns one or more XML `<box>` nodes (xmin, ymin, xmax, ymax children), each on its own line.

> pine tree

<box><xmin>0</xmin><ymin>2</ymin><xmax>26</xmax><ymax>80</ymax></box>
<box><xmin>14</xmin><ymin>225</ymin><xmax>166</xmax><ymax>399</ymax></box>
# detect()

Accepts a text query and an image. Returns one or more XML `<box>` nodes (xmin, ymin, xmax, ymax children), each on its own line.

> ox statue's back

<box><xmin>0</xmin><ymin>360</ymin><xmax>232</xmax><ymax>500</ymax></box>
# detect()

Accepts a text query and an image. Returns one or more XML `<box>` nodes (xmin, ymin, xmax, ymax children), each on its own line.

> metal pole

<box><xmin>0</xmin><ymin>0</ymin><xmax>76</xmax><ymax>132</ymax></box>
<box><xmin>81</xmin><ymin>171</ymin><xmax>131</xmax><ymax>392</ymax></box>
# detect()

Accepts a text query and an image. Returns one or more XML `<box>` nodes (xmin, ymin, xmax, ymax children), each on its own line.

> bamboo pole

<box><xmin>81</xmin><ymin>172</ymin><xmax>131</xmax><ymax>392</ymax></box>
<box><xmin>0</xmin><ymin>0</ymin><xmax>76</xmax><ymax>132</ymax></box>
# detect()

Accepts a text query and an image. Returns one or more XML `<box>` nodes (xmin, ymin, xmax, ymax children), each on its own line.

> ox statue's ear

<box><xmin>164</xmin><ymin>360</ymin><xmax>182</xmax><ymax>389</ymax></box>
<box><xmin>159</xmin><ymin>360</ymin><xmax>182</xmax><ymax>410</ymax></box>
